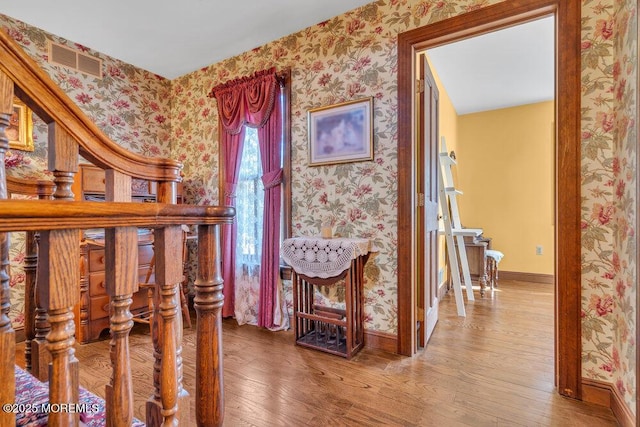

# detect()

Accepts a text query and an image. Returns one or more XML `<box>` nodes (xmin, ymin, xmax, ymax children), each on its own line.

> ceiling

<box><xmin>1</xmin><ymin>0</ymin><xmax>373</xmax><ymax>79</ymax></box>
<box><xmin>1</xmin><ymin>3</ymin><xmax>554</xmax><ymax>114</ymax></box>
<box><xmin>426</xmin><ymin>16</ymin><xmax>555</xmax><ymax>115</ymax></box>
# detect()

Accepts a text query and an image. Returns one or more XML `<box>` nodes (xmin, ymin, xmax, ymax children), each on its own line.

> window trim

<box><xmin>280</xmin><ymin>69</ymin><xmax>292</xmax><ymax>241</ymax></box>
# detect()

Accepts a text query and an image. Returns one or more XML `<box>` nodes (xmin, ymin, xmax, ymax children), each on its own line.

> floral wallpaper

<box><xmin>170</xmin><ymin>0</ymin><xmax>507</xmax><ymax>336</ymax></box>
<box><xmin>580</xmin><ymin>0</ymin><xmax>637</xmax><ymax>413</ymax></box>
<box><xmin>0</xmin><ymin>0</ymin><xmax>637</xmax><ymax>415</ymax></box>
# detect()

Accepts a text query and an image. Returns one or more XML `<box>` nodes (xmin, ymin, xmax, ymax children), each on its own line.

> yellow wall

<box><xmin>456</xmin><ymin>101</ymin><xmax>555</xmax><ymax>275</ymax></box>
<box><xmin>426</xmin><ymin>55</ymin><xmax>554</xmax><ymax>278</ymax></box>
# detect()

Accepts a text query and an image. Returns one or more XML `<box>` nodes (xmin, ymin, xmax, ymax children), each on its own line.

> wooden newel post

<box><xmin>194</xmin><ymin>224</ymin><xmax>225</xmax><ymax>427</ymax></box>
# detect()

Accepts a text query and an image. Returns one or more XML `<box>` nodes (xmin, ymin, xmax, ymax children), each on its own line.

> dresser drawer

<box><xmin>89</xmin><ymin>273</ymin><xmax>107</xmax><ymax>296</ymax></box>
<box><xmin>88</xmin><ymin>249</ymin><xmax>106</xmax><ymax>272</ymax></box>
<box><xmin>89</xmin><ymin>290</ymin><xmax>149</xmax><ymax>321</ymax></box>
<box><xmin>81</xmin><ymin>164</ymin><xmax>157</xmax><ymax>198</ymax></box>
<box><xmin>89</xmin><ymin>268</ymin><xmax>156</xmax><ymax>296</ymax></box>
<box><xmin>89</xmin><ymin>295</ymin><xmax>110</xmax><ymax>321</ymax></box>
<box><xmin>138</xmin><ymin>244</ymin><xmax>154</xmax><ymax>266</ymax></box>
<box><xmin>88</xmin><ymin>244</ymin><xmax>155</xmax><ymax>273</ymax></box>
<box><xmin>81</xmin><ymin>165</ymin><xmax>106</xmax><ymax>194</ymax></box>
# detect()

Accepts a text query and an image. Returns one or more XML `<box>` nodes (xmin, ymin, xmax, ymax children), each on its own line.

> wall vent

<box><xmin>48</xmin><ymin>41</ymin><xmax>103</xmax><ymax>78</ymax></box>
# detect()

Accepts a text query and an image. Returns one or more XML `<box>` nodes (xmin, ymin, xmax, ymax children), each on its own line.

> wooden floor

<box><xmin>30</xmin><ymin>280</ymin><xmax>619</xmax><ymax>426</ymax></box>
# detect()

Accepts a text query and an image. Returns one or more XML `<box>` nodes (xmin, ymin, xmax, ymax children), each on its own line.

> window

<box><xmin>235</xmin><ymin>75</ymin><xmax>291</xmax><ymax>260</ymax></box>
<box><xmin>233</xmin><ymin>71</ymin><xmax>291</xmax><ymax>328</ymax></box>
<box><xmin>236</xmin><ymin>127</ymin><xmax>263</xmax><ymax>264</ymax></box>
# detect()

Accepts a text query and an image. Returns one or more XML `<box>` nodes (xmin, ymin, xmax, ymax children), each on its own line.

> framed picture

<box><xmin>7</xmin><ymin>98</ymin><xmax>34</xmax><ymax>152</ymax></box>
<box><xmin>308</xmin><ymin>97</ymin><xmax>373</xmax><ymax>166</ymax></box>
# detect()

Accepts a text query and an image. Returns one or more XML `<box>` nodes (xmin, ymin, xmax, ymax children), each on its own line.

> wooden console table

<box><xmin>281</xmin><ymin>237</ymin><xmax>372</xmax><ymax>359</ymax></box>
<box><xmin>447</xmin><ymin>233</ymin><xmax>492</xmax><ymax>296</ymax></box>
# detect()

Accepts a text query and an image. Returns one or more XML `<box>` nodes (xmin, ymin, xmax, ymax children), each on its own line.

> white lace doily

<box><xmin>281</xmin><ymin>237</ymin><xmax>371</xmax><ymax>278</ymax></box>
<box><xmin>485</xmin><ymin>249</ymin><xmax>504</xmax><ymax>263</ymax></box>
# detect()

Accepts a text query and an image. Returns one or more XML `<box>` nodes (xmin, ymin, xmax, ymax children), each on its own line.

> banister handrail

<box><xmin>0</xmin><ymin>29</ymin><xmax>181</xmax><ymax>182</ymax></box>
<box><xmin>0</xmin><ymin>200</ymin><xmax>234</xmax><ymax>231</ymax></box>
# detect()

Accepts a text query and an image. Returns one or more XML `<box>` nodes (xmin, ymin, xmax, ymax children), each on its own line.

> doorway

<box><xmin>418</xmin><ymin>15</ymin><xmax>555</xmax><ymax>345</ymax></box>
<box><xmin>397</xmin><ymin>0</ymin><xmax>583</xmax><ymax>400</ymax></box>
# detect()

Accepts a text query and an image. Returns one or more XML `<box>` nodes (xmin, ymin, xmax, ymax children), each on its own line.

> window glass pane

<box><xmin>236</xmin><ymin>127</ymin><xmax>263</xmax><ymax>264</ymax></box>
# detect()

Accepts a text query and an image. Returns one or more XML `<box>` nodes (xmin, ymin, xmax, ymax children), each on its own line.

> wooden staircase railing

<box><xmin>0</xmin><ymin>27</ymin><xmax>233</xmax><ymax>426</ymax></box>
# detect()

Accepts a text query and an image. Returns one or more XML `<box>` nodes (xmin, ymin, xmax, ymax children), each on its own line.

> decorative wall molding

<box><xmin>499</xmin><ymin>271</ymin><xmax>554</xmax><ymax>284</ymax></box>
<box><xmin>582</xmin><ymin>378</ymin><xmax>635</xmax><ymax>427</ymax></box>
<box><xmin>364</xmin><ymin>330</ymin><xmax>397</xmax><ymax>354</ymax></box>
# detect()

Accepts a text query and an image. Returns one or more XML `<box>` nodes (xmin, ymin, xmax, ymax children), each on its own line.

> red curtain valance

<box><xmin>208</xmin><ymin>68</ymin><xmax>279</xmax><ymax>135</ymax></box>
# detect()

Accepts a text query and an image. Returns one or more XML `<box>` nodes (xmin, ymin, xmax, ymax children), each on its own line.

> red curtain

<box><xmin>209</xmin><ymin>68</ymin><xmax>282</xmax><ymax>326</ymax></box>
<box><xmin>257</xmin><ymin>86</ymin><xmax>282</xmax><ymax>328</ymax></box>
<box><xmin>219</xmin><ymin>130</ymin><xmax>244</xmax><ymax>317</ymax></box>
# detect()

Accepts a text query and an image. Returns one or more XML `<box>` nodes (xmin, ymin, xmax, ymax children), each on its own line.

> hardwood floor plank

<box><xmin>15</xmin><ymin>279</ymin><xmax>618</xmax><ymax>426</ymax></box>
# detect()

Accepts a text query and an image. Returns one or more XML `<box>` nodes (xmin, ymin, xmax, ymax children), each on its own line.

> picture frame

<box><xmin>7</xmin><ymin>98</ymin><xmax>34</xmax><ymax>152</ymax></box>
<box><xmin>308</xmin><ymin>97</ymin><xmax>373</xmax><ymax>166</ymax></box>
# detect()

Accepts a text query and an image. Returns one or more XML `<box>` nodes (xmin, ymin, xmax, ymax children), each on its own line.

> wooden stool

<box><xmin>485</xmin><ymin>250</ymin><xmax>504</xmax><ymax>290</ymax></box>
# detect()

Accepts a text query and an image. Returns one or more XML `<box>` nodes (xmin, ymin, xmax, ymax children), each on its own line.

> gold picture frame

<box><xmin>7</xmin><ymin>98</ymin><xmax>34</xmax><ymax>152</ymax></box>
<box><xmin>308</xmin><ymin>97</ymin><xmax>373</xmax><ymax>166</ymax></box>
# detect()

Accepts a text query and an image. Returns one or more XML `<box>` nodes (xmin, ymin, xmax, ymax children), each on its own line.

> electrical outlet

<box><xmin>536</xmin><ymin>245</ymin><xmax>543</xmax><ymax>255</ymax></box>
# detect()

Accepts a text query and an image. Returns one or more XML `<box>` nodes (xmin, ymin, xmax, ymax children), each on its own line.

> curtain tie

<box><xmin>224</xmin><ymin>182</ymin><xmax>238</xmax><ymax>199</ymax></box>
<box><xmin>261</xmin><ymin>169</ymin><xmax>283</xmax><ymax>190</ymax></box>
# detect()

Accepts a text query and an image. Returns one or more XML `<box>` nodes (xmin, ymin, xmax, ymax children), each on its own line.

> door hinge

<box><xmin>416</xmin><ymin>79</ymin><xmax>424</xmax><ymax>93</ymax></box>
<box><xmin>417</xmin><ymin>192</ymin><xmax>425</xmax><ymax>207</ymax></box>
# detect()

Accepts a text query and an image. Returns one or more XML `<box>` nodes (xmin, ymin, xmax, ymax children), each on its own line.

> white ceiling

<box><xmin>426</xmin><ymin>16</ymin><xmax>555</xmax><ymax>115</ymax></box>
<box><xmin>1</xmin><ymin>3</ymin><xmax>554</xmax><ymax>113</ymax></box>
<box><xmin>1</xmin><ymin>0</ymin><xmax>373</xmax><ymax>79</ymax></box>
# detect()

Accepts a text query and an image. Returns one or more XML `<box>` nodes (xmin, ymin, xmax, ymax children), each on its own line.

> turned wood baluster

<box><xmin>194</xmin><ymin>224</ymin><xmax>225</xmax><ymax>427</ymax></box>
<box><xmin>147</xmin><ymin>293</ymin><xmax>163</xmax><ymax>426</ymax></box>
<box><xmin>24</xmin><ymin>181</ymin><xmax>54</xmax><ymax>375</ymax></box>
<box><xmin>105</xmin><ymin>226</ymin><xmax>136</xmax><ymax>426</ymax></box>
<box><xmin>147</xmin><ymin>181</ymin><xmax>189</xmax><ymax>426</ymax></box>
<box><xmin>0</xmin><ymin>71</ymin><xmax>15</xmax><ymax>427</ymax></box>
<box><xmin>23</xmin><ymin>230</ymin><xmax>37</xmax><ymax>371</ymax></box>
<box><xmin>104</xmin><ymin>163</ymin><xmax>137</xmax><ymax>427</ymax></box>
<box><xmin>38</xmin><ymin>229</ymin><xmax>80</xmax><ymax>427</ymax></box>
<box><xmin>146</xmin><ymin>225</ymin><xmax>182</xmax><ymax>426</ymax></box>
<box><xmin>31</xmin><ymin>223</ymin><xmax>52</xmax><ymax>380</ymax></box>
<box><xmin>76</xmin><ymin>242</ymin><xmax>90</xmax><ymax>350</ymax></box>
<box><xmin>36</xmin><ymin>124</ymin><xmax>78</xmax><ymax>380</ymax></box>
<box><xmin>45</xmin><ymin>123</ymin><xmax>80</xmax><ymax>426</ymax></box>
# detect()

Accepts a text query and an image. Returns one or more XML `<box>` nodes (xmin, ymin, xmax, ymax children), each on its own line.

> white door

<box><xmin>416</xmin><ymin>53</ymin><xmax>440</xmax><ymax>347</ymax></box>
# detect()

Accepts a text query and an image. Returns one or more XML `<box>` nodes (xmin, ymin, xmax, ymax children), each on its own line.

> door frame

<box><xmin>396</xmin><ymin>0</ymin><xmax>582</xmax><ymax>399</ymax></box>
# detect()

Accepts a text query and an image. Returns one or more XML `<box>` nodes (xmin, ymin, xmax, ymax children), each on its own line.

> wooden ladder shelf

<box><xmin>438</xmin><ymin>137</ymin><xmax>482</xmax><ymax>317</ymax></box>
